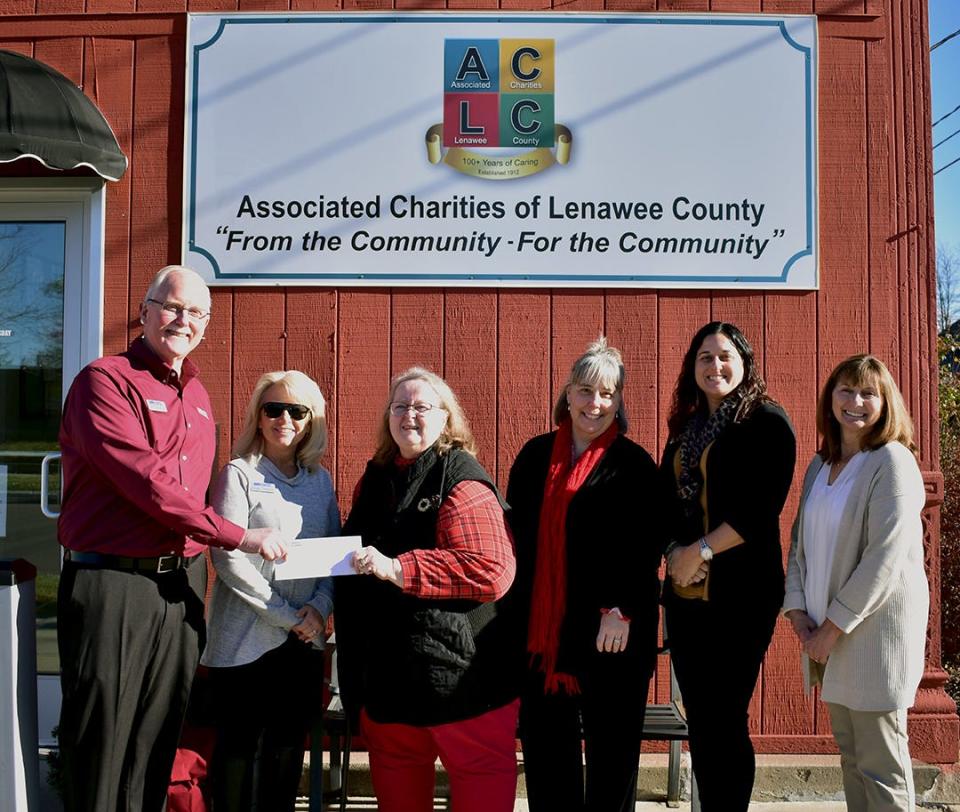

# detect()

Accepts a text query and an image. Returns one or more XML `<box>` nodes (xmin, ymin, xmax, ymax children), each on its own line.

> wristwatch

<box><xmin>698</xmin><ymin>537</ymin><xmax>714</xmax><ymax>562</ymax></box>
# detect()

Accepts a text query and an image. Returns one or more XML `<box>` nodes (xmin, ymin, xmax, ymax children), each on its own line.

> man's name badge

<box><xmin>146</xmin><ymin>399</ymin><xmax>168</xmax><ymax>413</ymax></box>
<box><xmin>251</xmin><ymin>482</ymin><xmax>277</xmax><ymax>494</ymax></box>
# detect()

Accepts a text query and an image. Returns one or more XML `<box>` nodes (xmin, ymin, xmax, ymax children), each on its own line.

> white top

<box><xmin>201</xmin><ymin>455</ymin><xmax>340</xmax><ymax>668</ymax></box>
<box><xmin>801</xmin><ymin>452</ymin><xmax>867</xmax><ymax>625</ymax></box>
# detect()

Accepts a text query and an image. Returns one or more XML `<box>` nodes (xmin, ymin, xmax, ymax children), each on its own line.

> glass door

<box><xmin>0</xmin><ymin>183</ymin><xmax>104</xmax><ymax>744</ymax></box>
<box><xmin>0</xmin><ymin>220</ymin><xmax>67</xmax><ymax>675</ymax></box>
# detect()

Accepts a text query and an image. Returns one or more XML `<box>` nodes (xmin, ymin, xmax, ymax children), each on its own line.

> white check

<box><xmin>272</xmin><ymin>535</ymin><xmax>362</xmax><ymax>580</ymax></box>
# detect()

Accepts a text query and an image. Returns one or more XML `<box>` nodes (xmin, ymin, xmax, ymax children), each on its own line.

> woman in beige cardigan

<box><xmin>784</xmin><ymin>355</ymin><xmax>927</xmax><ymax>812</ymax></box>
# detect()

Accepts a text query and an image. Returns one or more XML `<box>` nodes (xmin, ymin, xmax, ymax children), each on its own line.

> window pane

<box><xmin>0</xmin><ymin>221</ymin><xmax>66</xmax><ymax>674</ymax></box>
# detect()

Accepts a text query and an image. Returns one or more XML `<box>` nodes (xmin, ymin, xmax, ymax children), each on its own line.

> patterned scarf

<box><xmin>528</xmin><ymin>417</ymin><xmax>618</xmax><ymax>694</ymax></box>
<box><xmin>676</xmin><ymin>391</ymin><xmax>743</xmax><ymax>511</ymax></box>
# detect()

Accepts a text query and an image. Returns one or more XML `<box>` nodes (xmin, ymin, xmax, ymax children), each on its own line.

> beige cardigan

<box><xmin>784</xmin><ymin>442</ymin><xmax>928</xmax><ymax>711</ymax></box>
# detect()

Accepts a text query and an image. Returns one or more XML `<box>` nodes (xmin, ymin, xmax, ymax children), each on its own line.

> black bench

<box><xmin>312</xmin><ymin>643</ymin><xmax>700</xmax><ymax>811</ymax></box>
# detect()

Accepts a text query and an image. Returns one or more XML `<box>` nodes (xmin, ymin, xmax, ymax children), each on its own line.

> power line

<box><xmin>935</xmin><ymin>127</ymin><xmax>960</xmax><ymax>150</ymax></box>
<box><xmin>932</xmin><ymin>27</ymin><xmax>960</xmax><ymax>51</ymax></box>
<box><xmin>936</xmin><ymin>155</ymin><xmax>960</xmax><ymax>176</ymax></box>
<box><xmin>934</xmin><ymin>104</ymin><xmax>960</xmax><ymax>128</ymax></box>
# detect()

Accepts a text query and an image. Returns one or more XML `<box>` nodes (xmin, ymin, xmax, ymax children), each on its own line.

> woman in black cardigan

<box><xmin>507</xmin><ymin>337</ymin><xmax>664</xmax><ymax>812</ymax></box>
<box><xmin>661</xmin><ymin>322</ymin><xmax>796</xmax><ymax>811</ymax></box>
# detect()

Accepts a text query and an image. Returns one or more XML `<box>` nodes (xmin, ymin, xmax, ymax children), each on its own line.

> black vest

<box><xmin>337</xmin><ymin>447</ymin><xmax>519</xmax><ymax>726</ymax></box>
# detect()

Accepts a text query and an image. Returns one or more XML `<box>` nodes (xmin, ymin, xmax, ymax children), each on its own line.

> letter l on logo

<box><xmin>459</xmin><ymin>101</ymin><xmax>485</xmax><ymax>135</ymax></box>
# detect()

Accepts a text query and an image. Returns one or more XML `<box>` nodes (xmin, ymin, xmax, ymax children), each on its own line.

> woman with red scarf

<box><xmin>506</xmin><ymin>337</ymin><xmax>664</xmax><ymax>812</ymax></box>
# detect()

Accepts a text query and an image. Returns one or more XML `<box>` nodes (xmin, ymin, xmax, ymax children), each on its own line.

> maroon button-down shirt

<box><xmin>58</xmin><ymin>338</ymin><xmax>245</xmax><ymax>557</ymax></box>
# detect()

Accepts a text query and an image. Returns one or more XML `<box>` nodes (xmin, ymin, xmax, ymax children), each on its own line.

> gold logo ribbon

<box><xmin>425</xmin><ymin>124</ymin><xmax>572</xmax><ymax>180</ymax></box>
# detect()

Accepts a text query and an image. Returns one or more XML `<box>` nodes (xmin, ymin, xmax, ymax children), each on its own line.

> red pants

<box><xmin>361</xmin><ymin>700</ymin><xmax>520</xmax><ymax>812</ymax></box>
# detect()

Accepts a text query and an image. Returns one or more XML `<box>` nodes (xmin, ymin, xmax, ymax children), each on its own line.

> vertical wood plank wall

<box><xmin>2</xmin><ymin>0</ymin><xmax>955</xmax><ymax>760</ymax></box>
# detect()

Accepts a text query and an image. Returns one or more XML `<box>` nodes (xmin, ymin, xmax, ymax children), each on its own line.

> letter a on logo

<box><xmin>457</xmin><ymin>47</ymin><xmax>489</xmax><ymax>82</ymax></box>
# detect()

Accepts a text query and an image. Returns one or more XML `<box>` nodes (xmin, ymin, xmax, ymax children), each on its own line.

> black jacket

<box><xmin>336</xmin><ymin>447</ymin><xmax>517</xmax><ymax>726</ymax></box>
<box><xmin>506</xmin><ymin>432</ymin><xmax>665</xmax><ymax>677</ymax></box>
<box><xmin>660</xmin><ymin>401</ymin><xmax>797</xmax><ymax>612</ymax></box>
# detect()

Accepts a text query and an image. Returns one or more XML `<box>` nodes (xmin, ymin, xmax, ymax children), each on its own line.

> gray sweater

<box><xmin>784</xmin><ymin>442</ymin><xmax>928</xmax><ymax>711</ymax></box>
<box><xmin>201</xmin><ymin>455</ymin><xmax>340</xmax><ymax>668</ymax></box>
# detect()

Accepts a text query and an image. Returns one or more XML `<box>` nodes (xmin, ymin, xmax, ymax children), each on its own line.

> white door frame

<box><xmin>0</xmin><ymin>177</ymin><xmax>106</xmax><ymax>745</ymax></box>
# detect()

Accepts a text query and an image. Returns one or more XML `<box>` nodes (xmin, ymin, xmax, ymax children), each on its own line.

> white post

<box><xmin>0</xmin><ymin>560</ymin><xmax>40</xmax><ymax>812</ymax></box>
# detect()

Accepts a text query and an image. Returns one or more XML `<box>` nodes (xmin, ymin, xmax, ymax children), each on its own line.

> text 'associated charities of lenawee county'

<box><xmin>217</xmin><ymin>193</ymin><xmax>784</xmax><ymax>261</ymax></box>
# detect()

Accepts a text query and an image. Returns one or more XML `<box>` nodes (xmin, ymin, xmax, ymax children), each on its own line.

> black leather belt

<box><xmin>63</xmin><ymin>549</ymin><xmax>200</xmax><ymax>574</ymax></box>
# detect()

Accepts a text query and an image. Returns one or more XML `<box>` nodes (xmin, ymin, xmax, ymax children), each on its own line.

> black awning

<box><xmin>0</xmin><ymin>50</ymin><xmax>127</xmax><ymax>181</ymax></box>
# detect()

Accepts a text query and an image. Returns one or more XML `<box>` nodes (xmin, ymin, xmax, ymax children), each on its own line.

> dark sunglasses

<box><xmin>261</xmin><ymin>402</ymin><xmax>311</xmax><ymax>420</ymax></box>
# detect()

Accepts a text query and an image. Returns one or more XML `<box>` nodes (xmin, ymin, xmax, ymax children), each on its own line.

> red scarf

<box><xmin>528</xmin><ymin>417</ymin><xmax>618</xmax><ymax>694</ymax></box>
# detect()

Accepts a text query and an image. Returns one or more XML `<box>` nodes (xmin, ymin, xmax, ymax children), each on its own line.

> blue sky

<box><xmin>931</xmin><ymin>0</ymin><xmax>960</xmax><ymax>253</ymax></box>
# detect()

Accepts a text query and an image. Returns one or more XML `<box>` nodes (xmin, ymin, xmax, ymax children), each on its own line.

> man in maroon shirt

<box><xmin>56</xmin><ymin>265</ymin><xmax>287</xmax><ymax>812</ymax></box>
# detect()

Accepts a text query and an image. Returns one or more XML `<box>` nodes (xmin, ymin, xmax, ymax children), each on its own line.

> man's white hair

<box><xmin>144</xmin><ymin>265</ymin><xmax>211</xmax><ymax>308</ymax></box>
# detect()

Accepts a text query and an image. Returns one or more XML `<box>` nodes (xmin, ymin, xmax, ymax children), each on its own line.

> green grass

<box><xmin>35</xmin><ymin>573</ymin><xmax>59</xmax><ymax>617</ymax></box>
<box><xmin>0</xmin><ymin>442</ymin><xmax>58</xmax><ymax>452</ymax></box>
<box><xmin>5</xmin><ymin>473</ymin><xmax>60</xmax><ymax>493</ymax></box>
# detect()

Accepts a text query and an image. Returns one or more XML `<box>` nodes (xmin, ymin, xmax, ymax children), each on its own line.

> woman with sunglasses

<box><xmin>202</xmin><ymin>371</ymin><xmax>340</xmax><ymax>811</ymax></box>
<box><xmin>336</xmin><ymin>367</ymin><xmax>518</xmax><ymax>812</ymax></box>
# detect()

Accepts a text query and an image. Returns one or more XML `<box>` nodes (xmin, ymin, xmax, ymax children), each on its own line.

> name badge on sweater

<box><xmin>251</xmin><ymin>482</ymin><xmax>277</xmax><ymax>494</ymax></box>
<box><xmin>146</xmin><ymin>399</ymin><xmax>168</xmax><ymax>413</ymax></box>
<box><xmin>196</xmin><ymin>407</ymin><xmax>209</xmax><ymax>419</ymax></box>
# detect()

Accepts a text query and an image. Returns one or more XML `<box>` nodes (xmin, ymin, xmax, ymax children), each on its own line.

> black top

<box><xmin>506</xmin><ymin>432</ymin><xmax>665</xmax><ymax>676</ymax></box>
<box><xmin>660</xmin><ymin>401</ymin><xmax>797</xmax><ymax>612</ymax></box>
<box><xmin>336</xmin><ymin>447</ymin><xmax>517</xmax><ymax>726</ymax></box>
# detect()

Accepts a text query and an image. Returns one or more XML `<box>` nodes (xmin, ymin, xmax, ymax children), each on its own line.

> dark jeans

<box><xmin>665</xmin><ymin>596</ymin><xmax>778</xmax><ymax>812</ymax></box>
<box><xmin>520</xmin><ymin>651</ymin><xmax>652</xmax><ymax>812</ymax></box>
<box><xmin>57</xmin><ymin>559</ymin><xmax>207</xmax><ymax>812</ymax></box>
<box><xmin>207</xmin><ymin>635</ymin><xmax>325</xmax><ymax>812</ymax></box>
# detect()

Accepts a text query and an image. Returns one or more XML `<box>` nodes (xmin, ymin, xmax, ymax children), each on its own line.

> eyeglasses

<box><xmin>389</xmin><ymin>402</ymin><xmax>443</xmax><ymax>417</ymax></box>
<box><xmin>262</xmin><ymin>402</ymin><xmax>311</xmax><ymax>420</ymax></box>
<box><xmin>147</xmin><ymin>298</ymin><xmax>210</xmax><ymax>322</ymax></box>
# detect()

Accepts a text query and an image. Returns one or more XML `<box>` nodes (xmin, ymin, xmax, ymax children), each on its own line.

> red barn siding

<box><xmin>445</xmin><ymin>290</ymin><xmax>499</xmax><ymax>473</ymax></box>
<box><xmin>1</xmin><ymin>0</ymin><xmax>955</xmax><ymax>761</ymax></box>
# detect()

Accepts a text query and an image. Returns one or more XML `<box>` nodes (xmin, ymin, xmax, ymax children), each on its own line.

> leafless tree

<box><xmin>0</xmin><ymin>224</ymin><xmax>64</xmax><ymax>368</ymax></box>
<box><xmin>938</xmin><ymin>242</ymin><xmax>960</xmax><ymax>334</ymax></box>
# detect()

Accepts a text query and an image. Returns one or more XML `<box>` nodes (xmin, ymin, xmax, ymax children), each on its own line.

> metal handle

<box><xmin>40</xmin><ymin>452</ymin><xmax>61</xmax><ymax>519</ymax></box>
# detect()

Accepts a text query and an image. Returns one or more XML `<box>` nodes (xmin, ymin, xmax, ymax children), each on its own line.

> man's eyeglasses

<box><xmin>262</xmin><ymin>402</ymin><xmax>311</xmax><ymax>420</ymax></box>
<box><xmin>389</xmin><ymin>402</ymin><xmax>443</xmax><ymax>417</ymax></box>
<box><xmin>146</xmin><ymin>298</ymin><xmax>210</xmax><ymax>322</ymax></box>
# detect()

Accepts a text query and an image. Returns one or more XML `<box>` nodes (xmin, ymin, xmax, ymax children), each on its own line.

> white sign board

<box><xmin>184</xmin><ymin>13</ymin><xmax>817</xmax><ymax>288</ymax></box>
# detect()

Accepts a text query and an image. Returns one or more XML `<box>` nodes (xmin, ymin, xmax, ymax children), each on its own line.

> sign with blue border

<box><xmin>184</xmin><ymin>12</ymin><xmax>818</xmax><ymax>289</ymax></box>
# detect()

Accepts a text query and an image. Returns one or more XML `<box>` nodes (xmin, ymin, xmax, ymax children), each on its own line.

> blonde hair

<box><xmin>233</xmin><ymin>371</ymin><xmax>328</xmax><ymax>471</ymax></box>
<box><xmin>817</xmin><ymin>354</ymin><xmax>916</xmax><ymax>462</ymax></box>
<box><xmin>373</xmin><ymin>367</ymin><xmax>477</xmax><ymax>465</ymax></box>
<box><xmin>552</xmin><ymin>336</ymin><xmax>629</xmax><ymax>433</ymax></box>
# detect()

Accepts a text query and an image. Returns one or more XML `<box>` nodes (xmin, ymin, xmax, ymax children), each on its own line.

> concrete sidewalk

<box><xmin>301</xmin><ymin>752</ymin><xmax>960</xmax><ymax>809</ymax></box>
<box><xmin>294</xmin><ymin>800</ymin><xmax>872</xmax><ymax>811</ymax></box>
